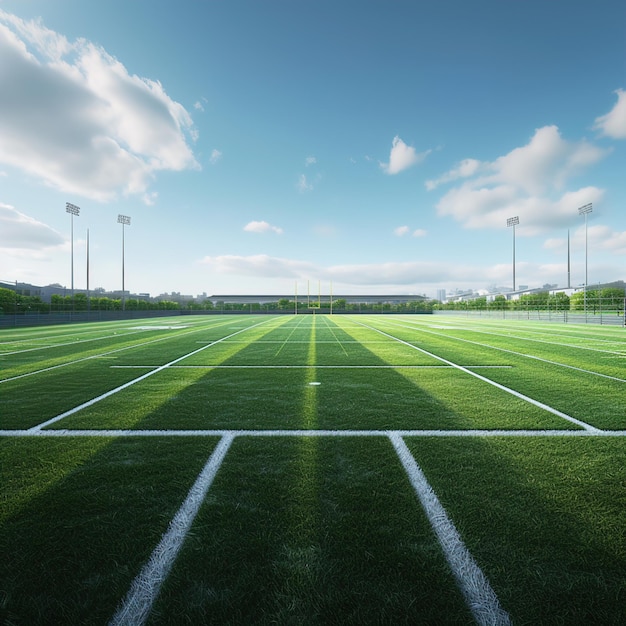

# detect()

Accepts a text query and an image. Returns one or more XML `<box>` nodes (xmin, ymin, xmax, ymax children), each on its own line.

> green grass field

<box><xmin>1</xmin><ymin>314</ymin><xmax>625</xmax><ymax>624</ymax></box>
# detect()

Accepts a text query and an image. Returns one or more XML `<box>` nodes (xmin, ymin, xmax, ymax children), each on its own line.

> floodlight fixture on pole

<box><xmin>578</xmin><ymin>203</ymin><xmax>592</xmax><ymax>314</ymax></box>
<box><xmin>507</xmin><ymin>216</ymin><xmax>519</xmax><ymax>292</ymax></box>
<box><xmin>66</xmin><ymin>203</ymin><xmax>80</xmax><ymax>305</ymax></box>
<box><xmin>118</xmin><ymin>214</ymin><xmax>131</xmax><ymax>311</ymax></box>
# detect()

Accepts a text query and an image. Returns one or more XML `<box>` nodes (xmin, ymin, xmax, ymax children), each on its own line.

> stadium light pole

<box><xmin>507</xmin><ymin>216</ymin><xmax>519</xmax><ymax>292</ymax></box>
<box><xmin>578</xmin><ymin>202</ymin><xmax>593</xmax><ymax>315</ymax></box>
<box><xmin>118</xmin><ymin>214</ymin><xmax>131</xmax><ymax>311</ymax></box>
<box><xmin>66</xmin><ymin>202</ymin><xmax>80</xmax><ymax>307</ymax></box>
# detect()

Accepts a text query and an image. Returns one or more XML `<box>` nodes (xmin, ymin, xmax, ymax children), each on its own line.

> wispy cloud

<box><xmin>305</xmin><ymin>156</ymin><xmax>316</xmax><ymax>167</ymax></box>
<box><xmin>243</xmin><ymin>220</ymin><xmax>284</xmax><ymax>235</ymax></box>
<box><xmin>394</xmin><ymin>225</ymin><xmax>410</xmax><ymax>236</ymax></box>
<box><xmin>209</xmin><ymin>149</ymin><xmax>222</xmax><ymax>164</ymax></box>
<box><xmin>0</xmin><ymin>10</ymin><xmax>199</xmax><ymax>202</ymax></box>
<box><xmin>380</xmin><ymin>136</ymin><xmax>430</xmax><ymax>175</ymax></box>
<box><xmin>198</xmin><ymin>253</ymin><xmax>563</xmax><ymax>289</ymax></box>
<box><xmin>426</xmin><ymin>158</ymin><xmax>482</xmax><ymax>190</ymax></box>
<box><xmin>0</xmin><ymin>203</ymin><xmax>64</xmax><ymax>249</ymax></box>
<box><xmin>594</xmin><ymin>89</ymin><xmax>626</xmax><ymax>139</ymax></box>
<box><xmin>297</xmin><ymin>173</ymin><xmax>313</xmax><ymax>192</ymax></box>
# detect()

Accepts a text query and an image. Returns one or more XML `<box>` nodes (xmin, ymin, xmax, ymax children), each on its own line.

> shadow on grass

<box><xmin>0</xmin><ymin>436</ymin><xmax>219</xmax><ymax>625</ymax></box>
<box><xmin>45</xmin><ymin>317</ymin><xmax>293</xmax><ymax>431</ymax></box>
<box><xmin>149</xmin><ymin>436</ymin><xmax>474</xmax><ymax>625</ymax></box>
<box><xmin>405</xmin><ymin>436</ymin><xmax>626</xmax><ymax>624</ymax></box>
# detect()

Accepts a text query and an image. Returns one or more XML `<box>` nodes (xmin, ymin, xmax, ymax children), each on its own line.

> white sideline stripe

<box><xmin>378</xmin><ymin>319</ymin><xmax>626</xmax><ymax>384</ymax></box>
<box><xmin>109</xmin><ymin>433</ymin><xmax>234</xmax><ymax>626</ymax></box>
<box><xmin>109</xmin><ymin>364</ymin><xmax>512</xmax><ymax>369</ymax></box>
<box><xmin>389</xmin><ymin>433</ymin><xmax>511</xmax><ymax>626</ymax></box>
<box><xmin>26</xmin><ymin>318</ymin><xmax>277</xmax><ymax>432</ymax></box>
<box><xmin>351</xmin><ymin>319</ymin><xmax>602</xmax><ymax>433</ymax></box>
<box><xmin>5</xmin><ymin>428</ymin><xmax>626</xmax><ymax>438</ymax></box>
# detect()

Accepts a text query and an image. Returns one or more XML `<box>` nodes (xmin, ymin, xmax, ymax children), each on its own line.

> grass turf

<box><xmin>1</xmin><ymin>313</ymin><xmax>625</xmax><ymax>623</ymax></box>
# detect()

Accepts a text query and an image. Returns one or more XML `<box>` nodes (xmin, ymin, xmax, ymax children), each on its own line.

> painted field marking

<box><xmin>109</xmin><ymin>364</ymin><xmax>512</xmax><ymax>369</ymax></box>
<box><xmin>26</xmin><ymin>318</ymin><xmax>278</xmax><ymax>432</ymax></box>
<box><xmin>389</xmin><ymin>433</ymin><xmax>511</xmax><ymax>626</ymax></box>
<box><xmin>426</xmin><ymin>317</ymin><xmax>626</xmax><ymax>349</ymax></box>
<box><xmin>5</xmin><ymin>428</ymin><xmax>626</xmax><ymax>438</ymax></box>
<box><xmin>0</xmin><ymin>317</ymin><xmax>244</xmax><ymax>384</ymax></box>
<box><xmin>0</xmin><ymin>328</ymin><xmax>149</xmax><ymax>356</ymax></box>
<box><xmin>378</xmin><ymin>318</ymin><xmax>626</xmax><ymax>384</ymax></box>
<box><xmin>320</xmin><ymin>315</ymin><xmax>350</xmax><ymax>356</ymax></box>
<box><xmin>273</xmin><ymin>314</ymin><xmax>309</xmax><ymax>357</ymax></box>
<box><xmin>109</xmin><ymin>433</ymin><xmax>234</xmax><ymax>626</ymax></box>
<box><xmin>350</xmin><ymin>319</ymin><xmax>602</xmax><ymax>433</ymax></box>
<box><xmin>129</xmin><ymin>325</ymin><xmax>190</xmax><ymax>330</ymax></box>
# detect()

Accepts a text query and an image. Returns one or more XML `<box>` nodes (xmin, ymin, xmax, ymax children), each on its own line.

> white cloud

<box><xmin>0</xmin><ymin>203</ymin><xmax>64</xmax><ymax>249</ymax></box>
<box><xmin>380</xmin><ymin>136</ymin><xmax>430</xmax><ymax>175</ymax></box>
<box><xmin>0</xmin><ymin>11</ymin><xmax>199</xmax><ymax>202</ymax></box>
<box><xmin>305</xmin><ymin>156</ymin><xmax>316</xmax><ymax>167</ymax></box>
<box><xmin>243</xmin><ymin>220</ymin><xmax>284</xmax><ymax>235</ymax></box>
<box><xmin>434</xmin><ymin>126</ymin><xmax>608</xmax><ymax>233</ymax></box>
<box><xmin>200</xmin><ymin>254</ymin><xmax>312</xmax><ymax>278</ymax></box>
<box><xmin>197</xmin><ymin>251</ymin><xmax>623</xmax><ymax>294</ymax></box>
<box><xmin>297</xmin><ymin>174</ymin><xmax>313</xmax><ymax>192</ymax></box>
<box><xmin>210</xmin><ymin>149</ymin><xmax>222</xmax><ymax>164</ymax></box>
<box><xmin>587</xmin><ymin>224</ymin><xmax>626</xmax><ymax>255</ymax></box>
<box><xmin>594</xmin><ymin>89</ymin><xmax>626</xmax><ymax>139</ymax></box>
<box><xmin>197</xmin><ymin>254</ymin><xmax>491</xmax><ymax>286</ymax></box>
<box><xmin>394</xmin><ymin>225</ymin><xmax>427</xmax><ymax>237</ymax></box>
<box><xmin>426</xmin><ymin>158</ymin><xmax>482</xmax><ymax>190</ymax></box>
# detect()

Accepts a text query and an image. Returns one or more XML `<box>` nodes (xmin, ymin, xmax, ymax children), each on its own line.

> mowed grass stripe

<box><xmin>0</xmin><ymin>436</ymin><xmax>221</xmax><ymax>625</ymax></box>
<box><xmin>148</xmin><ymin>436</ymin><xmax>475</xmax><ymax>624</ymax></box>
<box><xmin>0</xmin><ymin>316</ymin><xmax>258</xmax><ymax>382</ymax></box>
<box><xmin>404</xmin><ymin>436</ymin><xmax>626</xmax><ymax>624</ymax></box>
<box><xmin>110</xmin><ymin>434</ymin><xmax>234</xmax><ymax>626</ymax></box>
<box><xmin>346</xmin><ymin>317</ymin><xmax>599</xmax><ymax>432</ymax></box>
<box><xmin>377</xmin><ymin>317</ymin><xmax>626</xmax><ymax>381</ymax></box>
<box><xmin>29</xmin><ymin>318</ymin><xmax>280</xmax><ymax>432</ymax></box>
<box><xmin>390</xmin><ymin>433</ymin><xmax>511</xmax><ymax>625</ymax></box>
<box><xmin>364</xmin><ymin>317</ymin><xmax>625</xmax><ymax>430</ymax></box>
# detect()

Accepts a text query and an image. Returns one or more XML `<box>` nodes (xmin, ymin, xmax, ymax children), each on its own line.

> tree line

<box><xmin>2</xmin><ymin>287</ymin><xmax>624</xmax><ymax>316</ymax></box>
<box><xmin>434</xmin><ymin>288</ymin><xmax>626</xmax><ymax>312</ymax></box>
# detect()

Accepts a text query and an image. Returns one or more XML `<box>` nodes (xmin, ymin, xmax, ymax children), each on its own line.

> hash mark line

<box><xmin>389</xmin><ymin>433</ymin><xmax>511</xmax><ymax>626</ymax></box>
<box><xmin>320</xmin><ymin>315</ymin><xmax>350</xmax><ymax>357</ymax></box>
<box><xmin>273</xmin><ymin>314</ymin><xmax>308</xmax><ymax>357</ymax></box>
<box><xmin>109</xmin><ymin>433</ymin><xmax>234</xmax><ymax>626</ymax></box>
<box><xmin>26</xmin><ymin>318</ymin><xmax>276</xmax><ymax>432</ymax></box>
<box><xmin>350</xmin><ymin>319</ymin><xmax>602</xmax><ymax>433</ymax></box>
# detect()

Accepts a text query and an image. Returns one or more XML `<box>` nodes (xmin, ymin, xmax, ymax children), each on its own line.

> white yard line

<box><xmin>379</xmin><ymin>318</ymin><xmax>626</xmax><ymax>383</ymax></box>
<box><xmin>389</xmin><ymin>433</ymin><xmax>511</xmax><ymax>626</ymax></box>
<box><xmin>0</xmin><ymin>328</ymin><xmax>149</xmax><ymax>357</ymax></box>
<box><xmin>109</xmin><ymin>433</ymin><xmax>234</xmax><ymax>626</ymax></box>
<box><xmin>350</xmin><ymin>319</ymin><xmax>602</xmax><ymax>433</ymax></box>
<box><xmin>26</xmin><ymin>318</ymin><xmax>276</xmax><ymax>432</ymax></box>
<box><xmin>0</xmin><ymin>318</ymin><xmax>240</xmax><ymax>384</ymax></box>
<box><xmin>109</xmin><ymin>364</ymin><xmax>512</xmax><ymax>369</ymax></box>
<box><xmin>4</xmin><ymin>428</ymin><xmax>626</xmax><ymax>438</ymax></box>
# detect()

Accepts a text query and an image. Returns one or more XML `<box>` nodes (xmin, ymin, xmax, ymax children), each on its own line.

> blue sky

<box><xmin>0</xmin><ymin>1</ymin><xmax>624</xmax><ymax>298</ymax></box>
